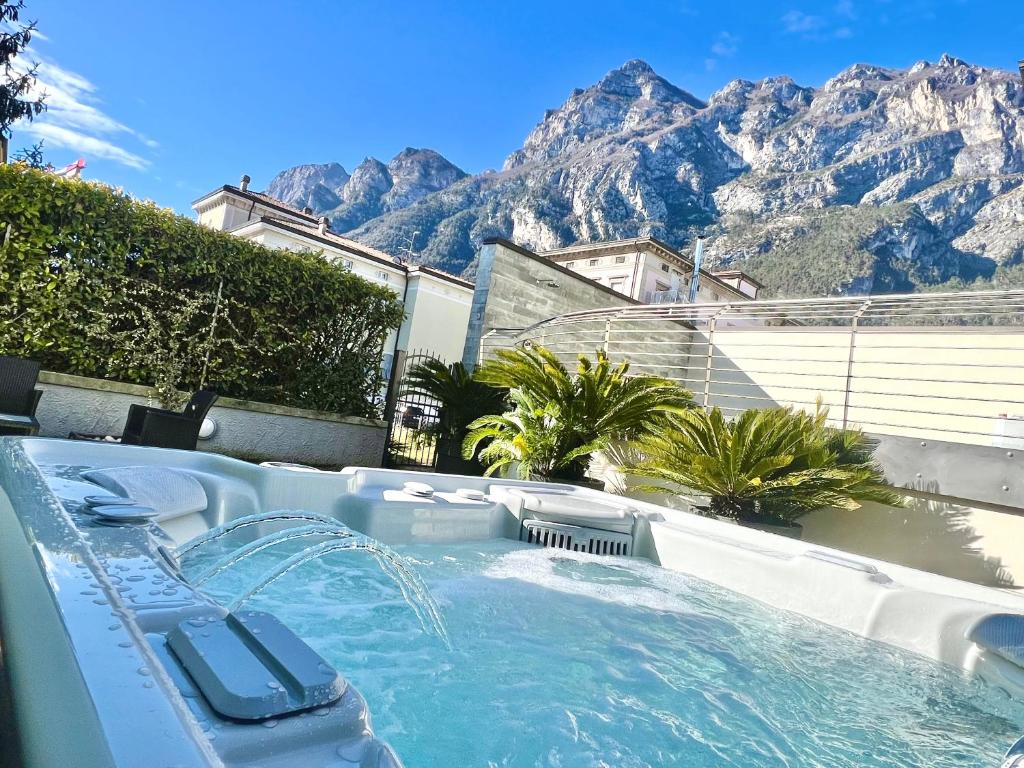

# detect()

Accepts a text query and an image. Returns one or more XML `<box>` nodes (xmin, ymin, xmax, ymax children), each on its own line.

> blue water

<box><xmin>182</xmin><ymin>537</ymin><xmax>1024</xmax><ymax>767</ymax></box>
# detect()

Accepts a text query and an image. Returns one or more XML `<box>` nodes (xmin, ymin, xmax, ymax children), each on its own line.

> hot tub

<box><xmin>1</xmin><ymin>437</ymin><xmax>1023</xmax><ymax>767</ymax></box>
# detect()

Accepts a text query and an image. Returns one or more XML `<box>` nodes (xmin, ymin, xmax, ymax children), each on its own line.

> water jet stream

<box><xmin>227</xmin><ymin>537</ymin><xmax>451</xmax><ymax>648</ymax></box>
<box><xmin>177</xmin><ymin>510</ymin><xmax>347</xmax><ymax>558</ymax></box>
<box><xmin>189</xmin><ymin>524</ymin><xmax>353</xmax><ymax>587</ymax></box>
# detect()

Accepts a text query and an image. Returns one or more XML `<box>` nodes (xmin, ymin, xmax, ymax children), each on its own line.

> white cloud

<box><xmin>705</xmin><ymin>31</ymin><xmax>738</xmax><ymax>72</ymax></box>
<box><xmin>781</xmin><ymin>8</ymin><xmax>856</xmax><ymax>40</ymax></box>
<box><xmin>11</xmin><ymin>47</ymin><xmax>154</xmax><ymax>169</ymax></box>
<box><xmin>834</xmin><ymin>0</ymin><xmax>856</xmax><ymax>19</ymax></box>
<box><xmin>21</xmin><ymin>123</ymin><xmax>148</xmax><ymax>169</ymax></box>
<box><xmin>710</xmin><ymin>32</ymin><xmax>739</xmax><ymax>58</ymax></box>
<box><xmin>781</xmin><ymin>10</ymin><xmax>826</xmax><ymax>34</ymax></box>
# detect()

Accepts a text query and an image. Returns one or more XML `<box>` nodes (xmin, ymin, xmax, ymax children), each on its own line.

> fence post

<box><xmin>703</xmin><ymin>306</ymin><xmax>730</xmax><ymax>409</ymax></box>
<box><xmin>842</xmin><ymin>300</ymin><xmax>872</xmax><ymax>430</ymax></box>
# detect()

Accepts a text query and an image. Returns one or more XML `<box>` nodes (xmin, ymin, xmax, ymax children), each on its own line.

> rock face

<box><xmin>270</xmin><ymin>55</ymin><xmax>1024</xmax><ymax>296</ymax></box>
<box><xmin>266</xmin><ymin>162</ymin><xmax>350</xmax><ymax>212</ymax></box>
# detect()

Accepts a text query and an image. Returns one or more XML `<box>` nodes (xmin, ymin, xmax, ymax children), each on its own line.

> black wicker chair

<box><xmin>120</xmin><ymin>390</ymin><xmax>219</xmax><ymax>450</ymax></box>
<box><xmin>0</xmin><ymin>356</ymin><xmax>43</xmax><ymax>437</ymax></box>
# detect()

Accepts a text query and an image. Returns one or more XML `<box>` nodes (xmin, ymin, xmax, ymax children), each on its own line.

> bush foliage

<box><xmin>0</xmin><ymin>166</ymin><xmax>404</xmax><ymax>417</ymax></box>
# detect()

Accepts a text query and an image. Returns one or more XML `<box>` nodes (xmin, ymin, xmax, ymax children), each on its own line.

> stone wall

<box><xmin>462</xmin><ymin>238</ymin><xmax>637</xmax><ymax>367</ymax></box>
<box><xmin>34</xmin><ymin>372</ymin><xmax>386</xmax><ymax>468</ymax></box>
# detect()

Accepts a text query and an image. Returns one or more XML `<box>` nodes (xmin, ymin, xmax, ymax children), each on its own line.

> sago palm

<box><xmin>404</xmin><ymin>358</ymin><xmax>507</xmax><ymax>441</ymax></box>
<box><xmin>629</xmin><ymin>405</ymin><xmax>902</xmax><ymax>522</ymax></box>
<box><xmin>464</xmin><ymin>345</ymin><xmax>693</xmax><ymax>480</ymax></box>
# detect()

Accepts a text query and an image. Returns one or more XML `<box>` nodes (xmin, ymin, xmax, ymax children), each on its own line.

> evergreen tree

<box><xmin>0</xmin><ymin>1</ymin><xmax>46</xmax><ymax>162</ymax></box>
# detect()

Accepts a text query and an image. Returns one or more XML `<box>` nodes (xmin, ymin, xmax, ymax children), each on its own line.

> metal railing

<box><xmin>477</xmin><ymin>289</ymin><xmax>1024</xmax><ymax>447</ymax></box>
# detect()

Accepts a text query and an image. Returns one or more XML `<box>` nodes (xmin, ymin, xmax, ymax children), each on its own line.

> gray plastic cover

<box><xmin>167</xmin><ymin>610</ymin><xmax>347</xmax><ymax>720</ymax></box>
<box><xmin>968</xmin><ymin>613</ymin><xmax>1024</xmax><ymax>668</ymax></box>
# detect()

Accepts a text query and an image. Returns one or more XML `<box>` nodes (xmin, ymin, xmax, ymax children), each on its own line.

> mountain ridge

<box><xmin>267</xmin><ymin>56</ymin><xmax>1024</xmax><ymax>296</ymax></box>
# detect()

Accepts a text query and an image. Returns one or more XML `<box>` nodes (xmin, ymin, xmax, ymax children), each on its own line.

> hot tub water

<box><xmin>180</xmin><ymin>533</ymin><xmax>1024</xmax><ymax>768</ymax></box>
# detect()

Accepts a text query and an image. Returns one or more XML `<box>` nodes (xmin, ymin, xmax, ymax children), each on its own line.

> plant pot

<box><xmin>435</xmin><ymin>437</ymin><xmax>485</xmax><ymax>476</ymax></box>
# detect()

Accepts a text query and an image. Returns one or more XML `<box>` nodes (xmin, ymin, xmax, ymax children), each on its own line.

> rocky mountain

<box><xmin>269</xmin><ymin>56</ymin><xmax>1024</xmax><ymax>296</ymax></box>
<box><xmin>266</xmin><ymin>162</ymin><xmax>350</xmax><ymax>212</ymax></box>
<box><xmin>267</xmin><ymin>148</ymin><xmax>467</xmax><ymax>233</ymax></box>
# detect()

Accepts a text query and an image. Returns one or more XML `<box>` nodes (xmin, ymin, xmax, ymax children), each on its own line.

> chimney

<box><xmin>302</xmin><ymin>206</ymin><xmax>313</xmax><ymax>215</ymax></box>
<box><xmin>239</xmin><ymin>174</ymin><xmax>250</xmax><ymax>192</ymax></box>
<box><xmin>318</xmin><ymin>216</ymin><xmax>329</xmax><ymax>235</ymax></box>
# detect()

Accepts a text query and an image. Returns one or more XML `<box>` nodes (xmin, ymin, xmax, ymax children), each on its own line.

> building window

<box><xmin>340</xmin><ymin>258</ymin><xmax>353</xmax><ymax>270</ymax></box>
<box><xmin>656</xmin><ymin>281</ymin><xmax>670</xmax><ymax>292</ymax></box>
<box><xmin>614</xmin><ymin>255</ymin><xmax>626</xmax><ymax>264</ymax></box>
<box><xmin>672</xmin><ymin>269</ymin><xmax>682</xmax><ymax>277</ymax></box>
<box><xmin>660</xmin><ymin>263</ymin><xmax>670</xmax><ymax>273</ymax></box>
<box><xmin>589</xmin><ymin>259</ymin><xmax>599</xmax><ymax>266</ymax></box>
<box><xmin>610</xmin><ymin>280</ymin><xmax>625</xmax><ymax>293</ymax></box>
<box><xmin>376</xmin><ymin>270</ymin><xmax>389</xmax><ymax>281</ymax></box>
<box><xmin>566</xmin><ymin>261</ymin><xmax>575</xmax><ymax>268</ymax></box>
<box><xmin>712</xmin><ymin>292</ymin><xmax>720</xmax><ymax>302</ymax></box>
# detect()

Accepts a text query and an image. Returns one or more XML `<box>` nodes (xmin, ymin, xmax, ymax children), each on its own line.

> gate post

<box><xmin>380</xmin><ymin>349</ymin><xmax>408</xmax><ymax>466</ymax></box>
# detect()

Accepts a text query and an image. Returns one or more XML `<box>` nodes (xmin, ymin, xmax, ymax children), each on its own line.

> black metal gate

<box><xmin>383</xmin><ymin>349</ymin><xmax>446</xmax><ymax>470</ymax></box>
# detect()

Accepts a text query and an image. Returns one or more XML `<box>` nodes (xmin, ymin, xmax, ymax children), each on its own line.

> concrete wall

<box><xmin>34</xmin><ymin>372</ymin><xmax>387</xmax><ymax>468</ymax></box>
<box><xmin>462</xmin><ymin>238</ymin><xmax>637</xmax><ymax>367</ymax></box>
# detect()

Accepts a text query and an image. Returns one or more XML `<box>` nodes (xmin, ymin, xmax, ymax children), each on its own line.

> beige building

<box><xmin>541</xmin><ymin>237</ymin><xmax>761</xmax><ymax>304</ymax></box>
<box><xmin>192</xmin><ymin>178</ymin><xmax>475</xmax><ymax>370</ymax></box>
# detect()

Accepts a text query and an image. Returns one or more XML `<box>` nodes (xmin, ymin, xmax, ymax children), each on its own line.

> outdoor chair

<box><xmin>0</xmin><ymin>355</ymin><xmax>43</xmax><ymax>437</ymax></box>
<box><xmin>120</xmin><ymin>390</ymin><xmax>218</xmax><ymax>451</ymax></box>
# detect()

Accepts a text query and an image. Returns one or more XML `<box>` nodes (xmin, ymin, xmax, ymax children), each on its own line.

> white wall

<box><xmin>399</xmin><ymin>273</ymin><xmax>472</xmax><ymax>361</ymax></box>
<box><xmin>35</xmin><ymin>372</ymin><xmax>387</xmax><ymax>468</ymax></box>
<box><xmin>251</xmin><ymin>229</ymin><xmax>405</xmax><ymax>292</ymax></box>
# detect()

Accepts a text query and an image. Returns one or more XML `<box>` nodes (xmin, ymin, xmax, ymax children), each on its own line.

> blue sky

<box><xmin>13</xmin><ymin>0</ymin><xmax>1024</xmax><ymax>214</ymax></box>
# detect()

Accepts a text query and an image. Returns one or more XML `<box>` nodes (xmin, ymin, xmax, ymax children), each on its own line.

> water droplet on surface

<box><xmin>80</xmin><ymin>590</ymin><xmax>98</xmax><ymax>596</ymax></box>
<box><xmin>118</xmin><ymin>641</ymin><xmax>132</xmax><ymax>648</ymax></box>
<box><xmin>137</xmin><ymin>667</ymin><xmax>151</xmax><ymax>676</ymax></box>
<box><xmin>261</xmin><ymin>719</ymin><xmax>278</xmax><ymax>729</ymax></box>
<box><xmin>92</xmin><ymin>598</ymin><xmax>109</xmax><ymax>605</ymax></box>
<box><xmin>142</xmin><ymin>680</ymin><xmax>154</xmax><ymax>689</ymax></box>
<box><xmin>108</xmin><ymin>623</ymin><xmax>120</xmax><ymax>631</ymax></box>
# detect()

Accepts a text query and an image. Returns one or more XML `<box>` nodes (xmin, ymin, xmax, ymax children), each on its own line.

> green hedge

<box><xmin>0</xmin><ymin>166</ymin><xmax>405</xmax><ymax>417</ymax></box>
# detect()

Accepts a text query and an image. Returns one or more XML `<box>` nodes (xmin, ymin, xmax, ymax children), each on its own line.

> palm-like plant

<box><xmin>464</xmin><ymin>345</ymin><xmax>693</xmax><ymax>481</ymax></box>
<box><xmin>404</xmin><ymin>358</ymin><xmax>507</xmax><ymax>442</ymax></box>
<box><xmin>628</xmin><ymin>405</ymin><xmax>902</xmax><ymax>523</ymax></box>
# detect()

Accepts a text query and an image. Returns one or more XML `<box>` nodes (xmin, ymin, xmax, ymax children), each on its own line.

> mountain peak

<box><xmin>618</xmin><ymin>58</ymin><xmax>655</xmax><ymax>76</ymax></box>
<box><xmin>505</xmin><ymin>59</ymin><xmax>703</xmax><ymax>169</ymax></box>
<box><xmin>265</xmin><ymin>162</ymin><xmax>350</xmax><ymax>211</ymax></box>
